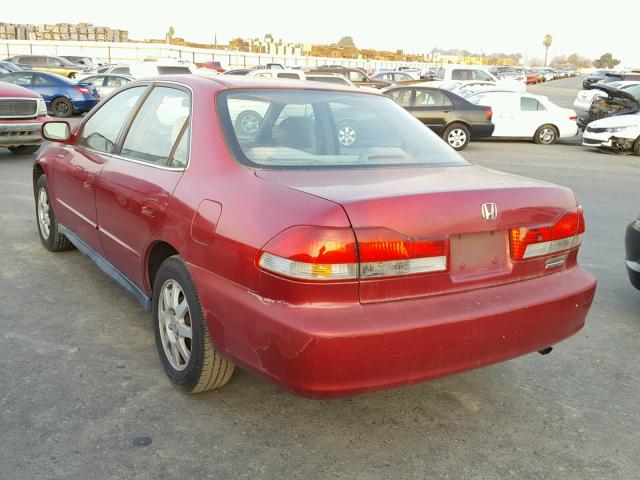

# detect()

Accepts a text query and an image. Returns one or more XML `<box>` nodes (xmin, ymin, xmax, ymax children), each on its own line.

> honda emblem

<box><xmin>481</xmin><ymin>203</ymin><xmax>498</xmax><ymax>221</ymax></box>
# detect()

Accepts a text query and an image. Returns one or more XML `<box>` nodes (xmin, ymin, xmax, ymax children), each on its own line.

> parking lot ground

<box><xmin>1</xmin><ymin>78</ymin><xmax>639</xmax><ymax>480</ymax></box>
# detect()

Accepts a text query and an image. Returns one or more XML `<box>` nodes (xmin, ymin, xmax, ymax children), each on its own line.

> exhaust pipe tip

<box><xmin>538</xmin><ymin>346</ymin><xmax>553</xmax><ymax>355</ymax></box>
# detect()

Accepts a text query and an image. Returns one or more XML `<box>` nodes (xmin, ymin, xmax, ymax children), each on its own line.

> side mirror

<box><xmin>42</xmin><ymin>121</ymin><xmax>71</xmax><ymax>142</ymax></box>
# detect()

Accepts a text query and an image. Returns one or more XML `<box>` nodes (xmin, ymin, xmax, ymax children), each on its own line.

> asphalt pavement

<box><xmin>0</xmin><ymin>76</ymin><xmax>638</xmax><ymax>480</ymax></box>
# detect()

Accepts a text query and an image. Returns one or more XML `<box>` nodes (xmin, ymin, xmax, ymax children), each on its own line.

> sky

<box><xmin>3</xmin><ymin>0</ymin><xmax>639</xmax><ymax>67</ymax></box>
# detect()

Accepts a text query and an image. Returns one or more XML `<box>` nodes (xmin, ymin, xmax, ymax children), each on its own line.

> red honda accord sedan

<box><xmin>33</xmin><ymin>75</ymin><xmax>596</xmax><ymax>398</ymax></box>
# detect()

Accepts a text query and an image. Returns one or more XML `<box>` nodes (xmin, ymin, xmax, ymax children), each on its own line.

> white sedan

<box><xmin>465</xmin><ymin>90</ymin><xmax>578</xmax><ymax>144</ymax></box>
<box><xmin>81</xmin><ymin>74</ymin><xmax>134</xmax><ymax>98</ymax></box>
<box><xmin>582</xmin><ymin>112</ymin><xmax>640</xmax><ymax>153</ymax></box>
<box><xmin>573</xmin><ymin>81</ymin><xmax>640</xmax><ymax>111</ymax></box>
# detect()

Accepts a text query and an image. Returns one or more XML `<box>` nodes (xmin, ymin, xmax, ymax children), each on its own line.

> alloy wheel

<box><xmin>239</xmin><ymin>113</ymin><xmax>261</xmax><ymax>134</ymax></box>
<box><xmin>338</xmin><ymin>126</ymin><xmax>357</xmax><ymax>146</ymax></box>
<box><xmin>158</xmin><ymin>279</ymin><xmax>193</xmax><ymax>371</ymax></box>
<box><xmin>447</xmin><ymin>128</ymin><xmax>467</xmax><ymax>149</ymax></box>
<box><xmin>539</xmin><ymin>127</ymin><xmax>556</xmax><ymax>144</ymax></box>
<box><xmin>37</xmin><ymin>187</ymin><xmax>51</xmax><ymax>240</ymax></box>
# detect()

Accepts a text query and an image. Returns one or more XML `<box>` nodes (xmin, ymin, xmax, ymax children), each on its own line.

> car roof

<box><xmin>137</xmin><ymin>74</ymin><xmax>378</xmax><ymax>95</ymax></box>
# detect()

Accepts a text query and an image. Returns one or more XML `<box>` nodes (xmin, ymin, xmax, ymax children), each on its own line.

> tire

<box><xmin>234</xmin><ymin>110</ymin><xmax>262</xmax><ymax>136</ymax></box>
<box><xmin>632</xmin><ymin>137</ymin><xmax>640</xmax><ymax>156</ymax></box>
<box><xmin>152</xmin><ymin>256</ymin><xmax>235</xmax><ymax>393</ymax></box>
<box><xmin>9</xmin><ymin>145</ymin><xmax>40</xmax><ymax>155</ymax></box>
<box><xmin>50</xmin><ymin>97</ymin><xmax>74</xmax><ymax>118</ymax></box>
<box><xmin>35</xmin><ymin>174</ymin><xmax>73</xmax><ymax>252</ymax></box>
<box><xmin>337</xmin><ymin>122</ymin><xmax>358</xmax><ymax>146</ymax></box>
<box><xmin>533</xmin><ymin>124</ymin><xmax>558</xmax><ymax>145</ymax></box>
<box><xmin>442</xmin><ymin>123</ymin><xmax>470</xmax><ymax>150</ymax></box>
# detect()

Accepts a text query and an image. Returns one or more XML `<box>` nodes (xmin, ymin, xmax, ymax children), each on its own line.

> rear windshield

<box><xmin>157</xmin><ymin>66</ymin><xmax>192</xmax><ymax>75</ymax></box>
<box><xmin>217</xmin><ymin>89</ymin><xmax>466</xmax><ymax>170</ymax></box>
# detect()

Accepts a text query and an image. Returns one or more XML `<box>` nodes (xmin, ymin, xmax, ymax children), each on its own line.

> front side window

<box><xmin>1</xmin><ymin>73</ymin><xmax>32</xmax><ymax>86</ymax></box>
<box><xmin>452</xmin><ymin>69</ymin><xmax>472</xmax><ymax>81</ymax></box>
<box><xmin>277</xmin><ymin>73</ymin><xmax>300</xmax><ymax>80</ymax></box>
<box><xmin>84</xmin><ymin>76</ymin><xmax>105</xmax><ymax>86</ymax></box>
<box><xmin>120</xmin><ymin>86</ymin><xmax>190</xmax><ymax>166</ymax></box>
<box><xmin>106</xmin><ymin>76</ymin><xmax>130</xmax><ymax>87</ymax></box>
<box><xmin>79</xmin><ymin>86</ymin><xmax>147</xmax><ymax>153</ymax></box>
<box><xmin>218</xmin><ymin>89</ymin><xmax>466</xmax><ymax>169</ymax></box>
<box><xmin>348</xmin><ymin>71</ymin><xmax>365</xmax><ymax>82</ymax></box>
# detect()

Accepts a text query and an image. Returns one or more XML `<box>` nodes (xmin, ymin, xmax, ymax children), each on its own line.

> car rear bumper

<box><xmin>72</xmin><ymin>98</ymin><xmax>99</xmax><ymax>112</ymax></box>
<box><xmin>625</xmin><ymin>220</ymin><xmax>640</xmax><ymax>290</ymax></box>
<box><xmin>191</xmin><ymin>264</ymin><xmax>596</xmax><ymax>398</ymax></box>
<box><xmin>470</xmin><ymin>123</ymin><xmax>495</xmax><ymax>139</ymax></box>
<box><xmin>0</xmin><ymin>117</ymin><xmax>48</xmax><ymax>146</ymax></box>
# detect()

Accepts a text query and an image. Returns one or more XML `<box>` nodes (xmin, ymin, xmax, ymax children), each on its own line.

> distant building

<box><xmin>0</xmin><ymin>22</ymin><xmax>128</xmax><ymax>42</ymax></box>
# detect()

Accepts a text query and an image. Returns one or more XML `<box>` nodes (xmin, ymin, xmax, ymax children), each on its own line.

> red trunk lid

<box><xmin>257</xmin><ymin>165</ymin><xmax>579</xmax><ymax>302</ymax></box>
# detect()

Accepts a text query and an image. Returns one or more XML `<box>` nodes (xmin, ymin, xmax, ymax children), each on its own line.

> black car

<box><xmin>579</xmin><ymin>84</ymin><xmax>640</xmax><ymax>130</ymax></box>
<box><xmin>383</xmin><ymin>86</ymin><xmax>494</xmax><ymax>150</ymax></box>
<box><xmin>626</xmin><ymin>215</ymin><xmax>640</xmax><ymax>290</ymax></box>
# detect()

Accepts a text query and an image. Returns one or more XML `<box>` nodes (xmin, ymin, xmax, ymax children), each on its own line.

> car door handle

<box><xmin>141</xmin><ymin>199</ymin><xmax>160</xmax><ymax>217</ymax></box>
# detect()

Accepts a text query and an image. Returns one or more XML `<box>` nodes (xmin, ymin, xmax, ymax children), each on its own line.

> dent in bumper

<box><xmin>190</xmin><ymin>264</ymin><xmax>597</xmax><ymax>398</ymax></box>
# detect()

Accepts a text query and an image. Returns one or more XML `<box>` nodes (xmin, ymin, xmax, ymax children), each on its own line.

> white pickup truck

<box><xmin>428</xmin><ymin>65</ymin><xmax>525</xmax><ymax>92</ymax></box>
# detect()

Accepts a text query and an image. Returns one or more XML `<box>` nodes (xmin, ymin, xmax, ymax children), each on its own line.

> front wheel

<box><xmin>533</xmin><ymin>125</ymin><xmax>558</xmax><ymax>145</ymax></box>
<box><xmin>152</xmin><ymin>256</ymin><xmax>235</xmax><ymax>393</ymax></box>
<box><xmin>51</xmin><ymin>97</ymin><xmax>74</xmax><ymax>118</ymax></box>
<box><xmin>443</xmin><ymin>123</ymin><xmax>470</xmax><ymax>150</ymax></box>
<box><xmin>9</xmin><ymin>145</ymin><xmax>40</xmax><ymax>155</ymax></box>
<box><xmin>35</xmin><ymin>174</ymin><xmax>73</xmax><ymax>251</ymax></box>
<box><xmin>632</xmin><ymin>137</ymin><xmax>640</xmax><ymax>156</ymax></box>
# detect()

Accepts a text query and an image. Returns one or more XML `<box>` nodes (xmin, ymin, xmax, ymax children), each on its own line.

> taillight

<box><xmin>258</xmin><ymin>226</ymin><xmax>358</xmax><ymax>281</ymax></box>
<box><xmin>355</xmin><ymin>228</ymin><xmax>448</xmax><ymax>278</ymax></box>
<box><xmin>484</xmin><ymin>108</ymin><xmax>493</xmax><ymax>120</ymax></box>
<box><xmin>569</xmin><ymin>115</ymin><xmax>577</xmax><ymax>121</ymax></box>
<box><xmin>510</xmin><ymin>206</ymin><xmax>585</xmax><ymax>261</ymax></box>
<box><xmin>257</xmin><ymin>226</ymin><xmax>449</xmax><ymax>281</ymax></box>
<box><xmin>75</xmin><ymin>86</ymin><xmax>91</xmax><ymax>95</ymax></box>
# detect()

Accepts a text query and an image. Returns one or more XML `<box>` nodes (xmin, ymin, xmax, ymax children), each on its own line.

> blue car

<box><xmin>0</xmin><ymin>71</ymin><xmax>99</xmax><ymax>117</ymax></box>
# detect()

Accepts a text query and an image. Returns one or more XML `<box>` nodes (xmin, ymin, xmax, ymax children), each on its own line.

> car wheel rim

<box><xmin>37</xmin><ymin>188</ymin><xmax>50</xmax><ymax>239</ymax></box>
<box><xmin>540</xmin><ymin>128</ymin><xmax>555</xmax><ymax>144</ymax></box>
<box><xmin>240</xmin><ymin>114</ymin><xmax>260</xmax><ymax>134</ymax></box>
<box><xmin>447</xmin><ymin>129</ymin><xmax>467</xmax><ymax>148</ymax></box>
<box><xmin>54</xmin><ymin>101</ymin><xmax>70</xmax><ymax>117</ymax></box>
<box><xmin>158</xmin><ymin>279</ymin><xmax>192</xmax><ymax>371</ymax></box>
<box><xmin>338</xmin><ymin>126</ymin><xmax>357</xmax><ymax>146</ymax></box>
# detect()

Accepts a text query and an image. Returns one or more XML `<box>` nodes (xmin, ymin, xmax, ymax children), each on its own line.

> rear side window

<box><xmin>111</xmin><ymin>66</ymin><xmax>130</xmax><ymax>75</ymax></box>
<box><xmin>414</xmin><ymin>90</ymin><xmax>452</xmax><ymax>107</ymax></box>
<box><xmin>33</xmin><ymin>75</ymin><xmax>52</xmax><ymax>86</ymax></box>
<box><xmin>277</xmin><ymin>73</ymin><xmax>300</xmax><ymax>79</ymax></box>
<box><xmin>521</xmin><ymin>97</ymin><xmax>545</xmax><ymax>111</ymax></box>
<box><xmin>120</xmin><ymin>86</ymin><xmax>190</xmax><ymax>166</ymax></box>
<box><xmin>452</xmin><ymin>69</ymin><xmax>472</xmax><ymax>81</ymax></box>
<box><xmin>106</xmin><ymin>76</ymin><xmax>130</xmax><ymax>87</ymax></box>
<box><xmin>1</xmin><ymin>73</ymin><xmax>32</xmax><ymax>86</ymax></box>
<box><xmin>389</xmin><ymin>89</ymin><xmax>413</xmax><ymax>107</ymax></box>
<box><xmin>79</xmin><ymin>86</ymin><xmax>146</xmax><ymax>153</ymax></box>
<box><xmin>218</xmin><ymin>89</ymin><xmax>466</xmax><ymax>169</ymax></box>
<box><xmin>348</xmin><ymin>71</ymin><xmax>365</xmax><ymax>82</ymax></box>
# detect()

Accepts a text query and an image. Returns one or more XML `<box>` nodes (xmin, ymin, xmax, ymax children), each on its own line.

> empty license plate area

<box><xmin>449</xmin><ymin>230</ymin><xmax>510</xmax><ymax>281</ymax></box>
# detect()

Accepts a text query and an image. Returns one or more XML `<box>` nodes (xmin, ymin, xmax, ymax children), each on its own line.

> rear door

<box><xmin>51</xmin><ymin>85</ymin><xmax>148</xmax><ymax>255</ymax></box>
<box><xmin>518</xmin><ymin>96</ymin><xmax>548</xmax><ymax>137</ymax></box>
<box><xmin>95</xmin><ymin>84</ymin><xmax>191</xmax><ymax>287</ymax></box>
<box><xmin>410</xmin><ymin>89</ymin><xmax>453</xmax><ymax>133</ymax></box>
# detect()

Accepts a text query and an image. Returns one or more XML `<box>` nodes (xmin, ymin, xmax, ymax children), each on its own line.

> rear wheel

<box><xmin>632</xmin><ymin>137</ymin><xmax>640</xmax><ymax>156</ymax></box>
<box><xmin>51</xmin><ymin>97</ymin><xmax>74</xmax><ymax>118</ymax></box>
<box><xmin>152</xmin><ymin>256</ymin><xmax>235</xmax><ymax>393</ymax></box>
<box><xmin>35</xmin><ymin>174</ymin><xmax>73</xmax><ymax>251</ymax></box>
<box><xmin>443</xmin><ymin>123</ymin><xmax>470</xmax><ymax>150</ymax></box>
<box><xmin>533</xmin><ymin>124</ymin><xmax>558</xmax><ymax>145</ymax></box>
<box><xmin>337</xmin><ymin>122</ymin><xmax>358</xmax><ymax>146</ymax></box>
<box><xmin>234</xmin><ymin>110</ymin><xmax>262</xmax><ymax>136</ymax></box>
<box><xmin>9</xmin><ymin>145</ymin><xmax>40</xmax><ymax>155</ymax></box>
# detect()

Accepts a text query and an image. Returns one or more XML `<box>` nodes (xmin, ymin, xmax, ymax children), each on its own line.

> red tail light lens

<box><xmin>510</xmin><ymin>206</ymin><xmax>585</xmax><ymax>261</ymax></box>
<box><xmin>484</xmin><ymin>108</ymin><xmax>493</xmax><ymax>120</ymax></box>
<box><xmin>569</xmin><ymin>115</ymin><xmax>577</xmax><ymax>121</ymax></box>
<box><xmin>75</xmin><ymin>86</ymin><xmax>91</xmax><ymax>95</ymax></box>
<box><xmin>258</xmin><ymin>226</ymin><xmax>449</xmax><ymax>281</ymax></box>
<box><xmin>258</xmin><ymin>226</ymin><xmax>358</xmax><ymax>280</ymax></box>
<box><xmin>355</xmin><ymin>228</ymin><xmax>448</xmax><ymax>278</ymax></box>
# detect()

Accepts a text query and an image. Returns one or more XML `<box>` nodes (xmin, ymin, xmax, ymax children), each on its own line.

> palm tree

<box><xmin>543</xmin><ymin>34</ymin><xmax>552</xmax><ymax>66</ymax></box>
